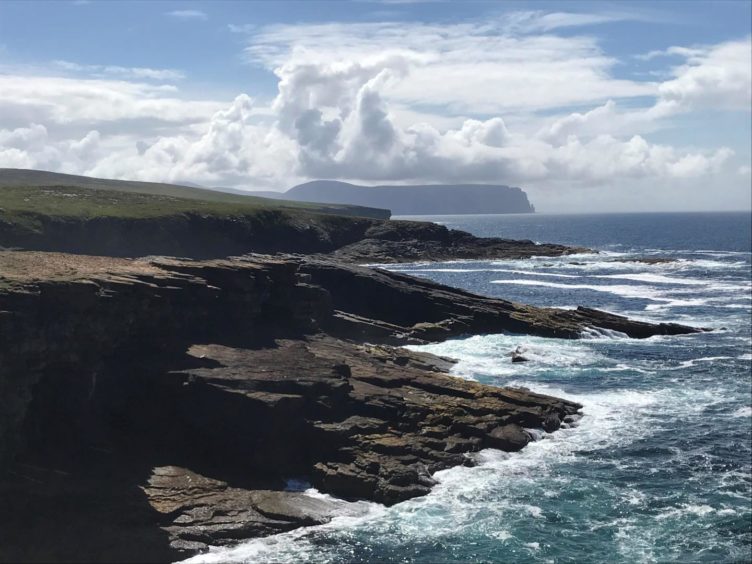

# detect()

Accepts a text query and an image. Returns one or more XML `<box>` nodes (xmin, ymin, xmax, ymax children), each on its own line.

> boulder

<box><xmin>485</xmin><ymin>424</ymin><xmax>531</xmax><ymax>452</ymax></box>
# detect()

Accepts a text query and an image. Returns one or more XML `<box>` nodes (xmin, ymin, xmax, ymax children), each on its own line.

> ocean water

<box><xmin>187</xmin><ymin>212</ymin><xmax>752</xmax><ymax>564</ymax></box>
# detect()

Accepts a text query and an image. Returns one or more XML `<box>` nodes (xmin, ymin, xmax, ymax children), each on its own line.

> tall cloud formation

<box><xmin>0</xmin><ymin>13</ymin><xmax>749</xmax><ymax>210</ymax></box>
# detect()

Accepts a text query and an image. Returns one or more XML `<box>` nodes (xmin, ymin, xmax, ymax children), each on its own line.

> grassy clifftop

<box><xmin>0</xmin><ymin>169</ymin><xmax>583</xmax><ymax>262</ymax></box>
<box><xmin>0</xmin><ymin>170</ymin><xmax>390</xmax><ymax>258</ymax></box>
<box><xmin>0</xmin><ymin>169</ymin><xmax>390</xmax><ymax>219</ymax></box>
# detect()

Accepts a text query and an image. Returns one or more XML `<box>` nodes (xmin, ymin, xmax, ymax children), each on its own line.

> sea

<box><xmin>187</xmin><ymin>212</ymin><xmax>752</xmax><ymax>564</ymax></box>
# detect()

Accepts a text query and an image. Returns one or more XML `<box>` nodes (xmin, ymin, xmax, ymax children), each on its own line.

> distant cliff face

<box><xmin>283</xmin><ymin>181</ymin><xmax>535</xmax><ymax>215</ymax></box>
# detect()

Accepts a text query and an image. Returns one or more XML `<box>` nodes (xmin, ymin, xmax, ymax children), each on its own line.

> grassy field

<box><xmin>0</xmin><ymin>169</ymin><xmax>390</xmax><ymax>220</ymax></box>
<box><xmin>0</xmin><ymin>170</ymin><xmax>388</xmax><ymax>258</ymax></box>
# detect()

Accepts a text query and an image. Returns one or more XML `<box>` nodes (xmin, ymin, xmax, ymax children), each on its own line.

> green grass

<box><xmin>0</xmin><ymin>185</ymin><xmax>287</xmax><ymax>220</ymax></box>
<box><xmin>0</xmin><ymin>169</ymin><xmax>390</xmax><ymax>220</ymax></box>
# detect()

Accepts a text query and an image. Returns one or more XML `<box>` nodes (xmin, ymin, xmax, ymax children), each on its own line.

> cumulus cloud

<box><xmin>0</xmin><ymin>14</ymin><xmax>748</xmax><ymax>208</ymax></box>
<box><xmin>234</xmin><ymin>51</ymin><xmax>735</xmax><ymax>187</ymax></box>
<box><xmin>0</xmin><ymin>73</ymin><xmax>223</xmax><ymax>133</ymax></box>
<box><xmin>245</xmin><ymin>19</ymin><xmax>656</xmax><ymax>114</ymax></box>
<box><xmin>655</xmin><ymin>37</ymin><xmax>752</xmax><ymax>113</ymax></box>
<box><xmin>84</xmin><ymin>95</ymin><xmax>298</xmax><ymax>188</ymax></box>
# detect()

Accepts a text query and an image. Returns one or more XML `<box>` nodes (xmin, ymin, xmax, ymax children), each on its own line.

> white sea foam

<box><xmin>673</xmin><ymin>356</ymin><xmax>734</xmax><ymax>369</ymax></box>
<box><xmin>580</xmin><ymin>327</ymin><xmax>630</xmax><ymax>340</ymax></box>
<box><xmin>644</xmin><ymin>297</ymin><xmax>712</xmax><ymax>311</ymax></box>
<box><xmin>391</xmin><ymin>267</ymin><xmax>582</xmax><ymax>278</ymax></box>
<box><xmin>595</xmin><ymin>273</ymin><xmax>707</xmax><ymax>285</ymax></box>
<box><xmin>182</xmin><ymin>492</ymin><xmax>385</xmax><ymax>563</ymax></box>
<box><xmin>491</xmin><ymin>277</ymin><xmax>738</xmax><ymax>312</ymax></box>
<box><xmin>406</xmin><ymin>333</ymin><xmax>606</xmax><ymax>379</ymax></box>
<box><xmin>182</xmin><ymin>332</ymin><xmax>745</xmax><ymax>564</ymax></box>
<box><xmin>183</xmin><ymin>248</ymin><xmax>751</xmax><ymax>563</ymax></box>
<box><xmin>491</xmin><ymin>278</ymin><xmax>658</xmax><ymax>297</ymax></box>
<box><xmin>691</xmin><ymin>250</ymin><xmax>752</xmax><ymax>256</ymax></box>
<box><xmin>655</xmin><ymin>504</ymin><xmax>720</xmax><ymax>520</ymax></box>
<box><xmin>523</xmin><ymin>505</ymin><xmax>544</xmax><ymax>518</ymax></box>
<box><xmin>491</xmin><ymin>530</ymin><xmax>513</xmax><ymax>541</ymax></box>
<box><xmin>485</xmin><ymin>268</ymin><xmax>581</xmax><ymax>278</ymax></box>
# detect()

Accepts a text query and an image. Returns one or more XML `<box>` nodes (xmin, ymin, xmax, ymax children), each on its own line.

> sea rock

<box><xmin>486</xmin><ymin>424</ymin><xmax>530</xmax><ymax>451</ymax></box>
<box><xmin>142</xmin><ymin>466</ymin><xmax>346</xmax><ymax>551</ymax></box>
<box><xmin>542</xmin><ymin>412</ymin><xmax>562</xmax><ymax>432</ymax></box>
<box><xmin>300</xmin><ymin>259</ymin><xmax>706</xmax><ymax>341</ymax></box>
<box><xmin>510</xmin><ymin>346</ymin><xmax>531</xmax><ymax>363</ymax></box>
<box><xmin>327</xmin><ymin>221</ymin><xmax>589</xmax><ymax>264</ymax></box>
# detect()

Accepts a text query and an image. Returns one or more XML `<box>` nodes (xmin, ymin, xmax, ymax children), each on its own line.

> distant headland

<box><xmin>253</xmin><ymin>180</ymin><xmax>536</xmax><ymax>215</ymax></box>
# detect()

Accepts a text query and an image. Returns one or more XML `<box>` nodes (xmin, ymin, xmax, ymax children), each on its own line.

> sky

<box><xmin>0</xmin><ymin>0</ymin><xmax>750</xmax><ymax>212</ymax></box>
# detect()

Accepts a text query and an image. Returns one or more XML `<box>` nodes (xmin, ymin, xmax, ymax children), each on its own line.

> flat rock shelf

<box><xmin>0</xmin><ymin>251</ymin><xmax>703</xmax><ymax>562</ymax></box>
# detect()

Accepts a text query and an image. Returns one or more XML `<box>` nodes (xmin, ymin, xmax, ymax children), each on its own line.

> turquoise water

<box><xmin>188</xmin><ymin>212</ymin><xmax>752</xmax><ymax>563</ymax></box>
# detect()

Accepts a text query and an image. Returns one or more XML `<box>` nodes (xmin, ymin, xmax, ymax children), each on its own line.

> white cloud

<box><xmin>53</xmin><ymin>60</ymin><xmax>185</xmax><ymax>81</ymax></box>
<box><xmin>166</xmin><ymin>9</ymin><xmax>207</xmax><ymax>20</ymax></box>
<box><xmin>83</xmin><ymin>95</ymin><xmax>298</xmax><ymax>188</ymax></box>
<box><xmin>245</xmin><ymin>19</ymin><xmax>657</xmax><ymax>114</ymax></box>
<box><xmin>0</xmin><ymin>74</ymin><xmax>223</xmax><ymax>129</ymax></box>
<box><xmin>0</xmin><ymin>15</ymin><xmax>748</xmax><ymax>210</ymax></box>
<box><xmin>654</xmin><ymin>37</ymin><xmax>752</xmax><ymax>113</ymax></box>
<box><xmin>501</xmin><ymin>10</ymin><xmax>642</xmax><ymax>34</ymax></box>
<box><xmin>244</xmin><ymin>51</ymin><xmax>735</xmax><ymax>188</ymax></box>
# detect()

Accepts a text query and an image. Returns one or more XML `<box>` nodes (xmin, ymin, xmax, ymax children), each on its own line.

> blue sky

<box><xmin>0</xmin><ymin>0</ymin><xmax>749</xmax><ymax>211</ymax></box>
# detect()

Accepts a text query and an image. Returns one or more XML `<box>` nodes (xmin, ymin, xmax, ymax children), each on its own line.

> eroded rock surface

<box><xmin>170</xmin><ymin>338</ymin><xmax>577</xmax><ymax>508</ymax></box>
<box><xmin>0</xmin><ymin>251</ymin><xmax>704</xmax><ymax>561</ymax></box>
<box><xmin>325</xmin><ymin>220</ymin><xmax>589</xmax><ymax>263</ymax></box>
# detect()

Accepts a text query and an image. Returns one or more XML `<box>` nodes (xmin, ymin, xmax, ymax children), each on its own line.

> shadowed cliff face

<box><xmin>0</xmin><ymin>210</ymin><xmax>377</xmax><ymax>258</ymax></box>
<box><xmin>0</xmin><ymin>208</ymin><xmax>584</xmax><ymax>261</ymax></box>
<box><xmin>0</xmin><ymin>252</ymin><xmax>703</xmax><ymax>561</ymax></box>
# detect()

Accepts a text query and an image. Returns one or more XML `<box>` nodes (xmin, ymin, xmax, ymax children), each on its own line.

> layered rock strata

<box><xmin>0</xmin><ymin>251</ymin><xmax>703</xmax><ymax>561</ymax></box>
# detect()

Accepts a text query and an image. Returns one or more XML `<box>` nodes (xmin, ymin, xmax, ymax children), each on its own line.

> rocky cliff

<box><xmin>0</xmin><ymin>251</ymin><xmax>703</xmax><ymax>561</ymax></box>
<box><xmin>0</xmin><ymin>213</ymin><xmax>582</xmax><ymax>261</ymax></box>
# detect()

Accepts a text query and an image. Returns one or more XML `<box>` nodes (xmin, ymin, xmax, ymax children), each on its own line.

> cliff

<box><xmin>279</xmin><ymin>180</ymin><xmax>536</xmax><ymax>215</ymax></box>
<box><xmin>0</xmin><ymin>205</ymin><xmax>578</xmax><ymax>261</ymax></box>
<box><xmin>0</xmin><ymin>171</ymin><xmax>573</xmax><ymax>262</ymax></box>
<box><xmin>0</xmin><ymin>251</ymin><xmax>703</xmax><ymax>561</ymax></box>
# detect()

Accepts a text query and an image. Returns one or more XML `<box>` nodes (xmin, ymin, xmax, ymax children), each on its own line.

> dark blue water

<box><xmin>188</xmin><ymin>212</ymin><xmax>752</xmax><ymax>564</ymax></box>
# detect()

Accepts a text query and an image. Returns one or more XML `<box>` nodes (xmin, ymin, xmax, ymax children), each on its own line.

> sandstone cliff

<box><xmin>0</xmin><ymin>252</ymin><xmax>703</xmax><ymax>561</ymax></box>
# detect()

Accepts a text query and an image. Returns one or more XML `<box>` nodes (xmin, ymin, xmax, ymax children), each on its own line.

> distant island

<box><xmin>253</xmin><ymin>180</ymin><xmax>536</xmax><ymax>215</ymax></box>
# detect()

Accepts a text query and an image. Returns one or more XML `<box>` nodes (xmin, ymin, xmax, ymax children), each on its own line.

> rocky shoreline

<box><xmin>0</xmin><ymin>250</ymin><xmax>704</xmax><ymax>562</ymax></box>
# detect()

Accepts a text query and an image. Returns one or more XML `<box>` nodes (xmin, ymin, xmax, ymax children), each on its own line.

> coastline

<box><xmin>0</xmin><ymin>245</ymin><xmax>704</xmax><ymax>561</ymax></box>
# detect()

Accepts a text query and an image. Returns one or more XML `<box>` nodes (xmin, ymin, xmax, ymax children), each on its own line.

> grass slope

<box><xmin>0</xmin><ymin>170</ymin><xmax>385</xmax><ymax>258</ymax></box>
<box><xmin>0</xmin><ymin>169</ymin><xmax>390</xmax><ymax>219</ymax></box>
